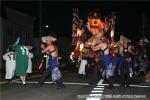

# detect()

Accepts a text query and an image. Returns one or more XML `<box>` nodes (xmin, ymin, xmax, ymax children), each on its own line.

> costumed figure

<box><xmin>11</xmin><ymin>37</ymin><xmax>29</xmax><ymax>86</ymax></box>
<box><xmin>36</xmin><ymin>36</ymin><xmax>65</xmax><ymax>89</ymax></box>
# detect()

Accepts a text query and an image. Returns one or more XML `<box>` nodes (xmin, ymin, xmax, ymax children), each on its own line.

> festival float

<box><xmin>72</xmin><ymin>9</ymin><xmax>116</xmax><ymax>60</ymax></box>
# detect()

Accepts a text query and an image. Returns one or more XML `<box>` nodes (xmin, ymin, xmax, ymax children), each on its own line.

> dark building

<box><xmin>0</xmin><ymin>7</ymin><xmax>35</xmax><ymax>69</ymax></box>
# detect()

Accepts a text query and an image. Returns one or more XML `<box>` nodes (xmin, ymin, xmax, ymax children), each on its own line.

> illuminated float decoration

<box><xmin>72</xmin><ymin>9</ymin><xmax>116</xmax><ymax>58</ymax></box>
<box><xmin>87</xmin><ymin>18</ymin><xmax>104</xmax><ymax>34</ymax></box>
<box><xmin>86</xmin><ymin>11</ymin><xmax>104</xmax><ymax>36</ymax></box>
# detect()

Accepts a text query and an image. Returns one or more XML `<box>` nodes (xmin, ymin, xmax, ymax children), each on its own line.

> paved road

<box><xmin>86</xmin><ymin>80</ymin><xmax>150</xmax><ymax>100</ymax></box>
<box><xmin>1</xmin><ymin>69</ymin><xmax>150</xmax><ymax>100</ymax></box>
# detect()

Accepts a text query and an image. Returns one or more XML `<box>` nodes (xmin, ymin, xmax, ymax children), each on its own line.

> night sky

<box><xmin>2</xmin><ymin>1</ymin><xmax>150</xmax><ymax>43</ymax></box>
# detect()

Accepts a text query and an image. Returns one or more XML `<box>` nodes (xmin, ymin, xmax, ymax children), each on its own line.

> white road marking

<box><xmin>86</xmin><ymin>98</ymin><xmax>100</xmax><ymax>100</ymax></box>
<box><xmin>0</xmin><ymin>75</ymin><xmax>41</xmax><ymax>85</ymax></box>
<box><xmin>93</xmin><ymin>88</ymin><xmax>104</xmax><ymax>90</ymax></box>
<box><xmin>86</xmin><ymin>79</ymin><xmax>104</xmax><ymax>100</ymax></box>
<box><xmin>97</xmin><ymin>79</ymin><xmax>104</xmax><ymax>85</ymax></box>
<box><xmin>13</xmin><ymin>81</ymin><xmax>89</xmax><ymax>85</ymax></box>
<box><xmin>63</xmin><ymin>82</ymin><xmax>89</xmax><ymax>85</ymax></box>
<box><xmin>0</xmin><ymin>81</ymin><xmax>8</xmax><ymax>84</ymax></box>
<box><xmin>89</xmin><ymin>94</ymin><xmax>102</xmax><ymax>96</ymax></box>
<box><xmin>1</xmin><ymin>79</ymin><xmax>150</xmax><ymax>88</ymax></box>
<box><xmin>91</xmin><ymin>91</ymin><xmax>103</xmax><ymax>93</ymax></box>
<box><xmin>97</xmin><ymin>85</ymin><xmax>105</xmax><ymax>88</ymax></box>
<box><xmin>101</xmin><ymin>83</ymin><xmax>150</xmax><ymax>88</ymax></box>
<box><xmin>129</xmin><ymin>84</ymin><xmax>150</xmax><ymax>88</ymax></box>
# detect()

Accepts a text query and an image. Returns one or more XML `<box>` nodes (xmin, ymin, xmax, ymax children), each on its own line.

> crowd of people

<box><xmin>75</xmin><ymin>36</ymin><xmax>150</xmax><ymax>89</ymax></box>
<box><xmin>3</xmin><ymin>37</ymin><xmax>33</xmax><ymax>86</ymax></box>
<box><xmin>2</xmin><ymin>36</ymin><xmax>65</xmax><ymax>90</ymax></box>
<box><xmin>2</xmin><ymin>35</ymin><xmax>150</xmax><ymax>90</ymax></box>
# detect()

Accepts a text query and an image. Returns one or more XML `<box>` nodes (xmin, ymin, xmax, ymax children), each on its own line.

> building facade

<box><xmin>0</xmin><ymin>7</ymin><xmax>35</xmax><ymax>69</ymax></box>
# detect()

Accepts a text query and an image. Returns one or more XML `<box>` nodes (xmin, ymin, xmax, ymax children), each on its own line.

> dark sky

<box><xmin>2</xmin><ymin>1</ymin><xmax>150</xmax><ymax>42</ymax></box>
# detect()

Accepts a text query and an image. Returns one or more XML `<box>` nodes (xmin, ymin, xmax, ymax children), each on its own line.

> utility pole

<box><xmin>38</xmin><ymin>0</ymin><xmax>42</xmax><ymax>55</ymax></box>
<box><xmin>39</xmin><ymin>0</ymin><xmax>42</xmax><ymax>38</ymax></box>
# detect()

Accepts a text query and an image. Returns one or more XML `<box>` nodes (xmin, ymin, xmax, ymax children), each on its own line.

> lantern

<box><xmin>79</xmin><ymin>43</ymin><xmax>84</xmax><ymax>52</ymax></box>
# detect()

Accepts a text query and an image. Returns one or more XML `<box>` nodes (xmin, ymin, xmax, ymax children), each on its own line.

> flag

<box><xmin>72</xmin><ymin>8</ymin><xmax>80</xmax><ymax>45</ymax></box>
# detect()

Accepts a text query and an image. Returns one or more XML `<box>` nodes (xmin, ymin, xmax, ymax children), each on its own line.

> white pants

<box><xmin>27</xmin><ymin>52</ymin><xmax>33</xmax><ymax>73</ymax></box>
<box><xmin>27</xmin><ymin>59</ymin><xmax>32</xmax><ymax>73</ymax></box>
<box><xmin>5</xmin><ymin>61</ymin><xmax>16</xmax><ymax>79</ymax></box>
<box><xmin>78</xmin><ymin>59</ymin><xmax>87</xmax><ymax>75</ymax></box>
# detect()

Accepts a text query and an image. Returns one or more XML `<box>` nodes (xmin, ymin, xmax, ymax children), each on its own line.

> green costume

<box><xmin>12</xmin><ymin>44</ymin><xmax>29</xmax><ymax>76</ymax></box>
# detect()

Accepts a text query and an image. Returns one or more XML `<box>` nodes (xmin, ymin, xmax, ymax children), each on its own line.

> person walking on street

<box><xmin>92</xmin><ymin>38</ymin><xmax>114</xmax><ymax>89</ymax></box>
<box><xmin>12</xmin><ymin>37</ymin><xmax>29</xmax><ymax>86</ymax></box>
<box><xmin>36</xmin><ymin>36</ymin><xmax>65</xmax><ymax>89</ymax></box>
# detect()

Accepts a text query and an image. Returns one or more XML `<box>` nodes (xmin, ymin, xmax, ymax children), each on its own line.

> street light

<box><xmin>45</xmin><ymin>25</ymin><xmax>49</xmax><ymax>28</ymax></box>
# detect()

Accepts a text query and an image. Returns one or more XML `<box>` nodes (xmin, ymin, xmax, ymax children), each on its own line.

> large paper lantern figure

<box><xmin>86</xmin><ymin>10</ymin><xmax>104</xmax><ymax>36</ymax></box>
<box><xmin>87</xmin><ymin>18</ymin><xmax>104</xmax><ymax>35</ymax></box>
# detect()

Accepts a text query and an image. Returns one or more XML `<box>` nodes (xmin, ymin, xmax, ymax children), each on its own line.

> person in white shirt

<box><xmin>3</xmin><ymin>47</ymin><xmax>16</xmax><ymax>82</ymax></box>
<box><xmin>78</xmin><ymin>52</ymin><xmax>88</xmax><ymax>77</ymax></box>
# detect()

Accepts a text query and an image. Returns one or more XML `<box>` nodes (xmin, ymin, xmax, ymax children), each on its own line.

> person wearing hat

<box><xmin>36</xmin><ymin>36</ymin><xmax>65</xmax><ymax>89</ymax></box>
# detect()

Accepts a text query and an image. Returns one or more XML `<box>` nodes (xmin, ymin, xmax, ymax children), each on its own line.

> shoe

<box><xmin>61</xmin><ymin>84</ymin><xmax>66</xmax><ymax>89</ymax></box>
<box><xmin>21</xmin><ymin>84</ymin><xmax>26</xmax><ymax>87</ymax></box>
<box><xmin>78</xmin><ymin>74</ymin><xmax>82</xmax><ymax>79</ymax></box>
<box><xmin>56</xmin><ymin>87</ymin><xmax>65</xmax><ymax>91</ymax></box>
<box><xmin>56</xmin><ymin>84</ymin><xmax>66</xmax><ymax>90</ymax></box>
<box><xmin>125</xmin><ymin>84</ymin><xmax>130</xmax><ymax>87</ymax></box>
